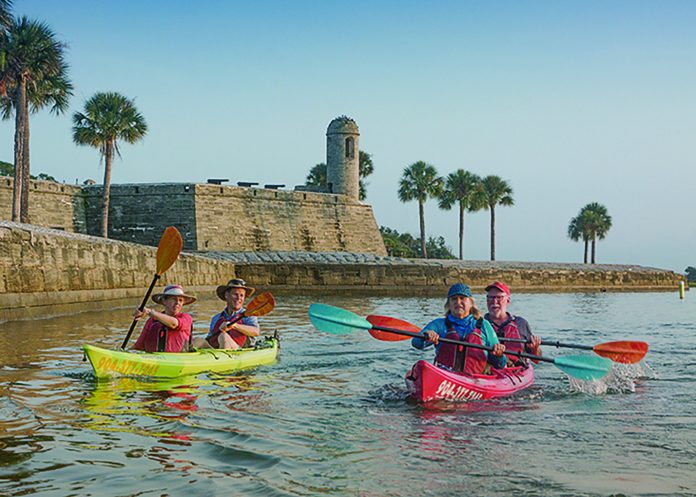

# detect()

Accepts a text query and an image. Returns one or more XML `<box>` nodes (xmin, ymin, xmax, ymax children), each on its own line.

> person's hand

<box><xmin>491</xmin><ymin>343</ymin><xmax>506</xmax><ymax>356</ymax></box>
<box><xmin>423</xmin><ymin>330</ymin><xmax>439</xmax><ymax>344</ymax></box>
<box><xmin>529</xmin><ymin>335</ymin><xmax>542</xmax><ymax>355</ymax></box>
<box><xmin>133</xmin><ymin>307</ymin><xmax>150</xmax><ymax>320</ymax></box>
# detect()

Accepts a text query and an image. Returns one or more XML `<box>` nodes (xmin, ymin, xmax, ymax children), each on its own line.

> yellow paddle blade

<box><xmin>155</xmin><ymin>226</ymin><xmax>183</xmax><ymax>275</ymax></box>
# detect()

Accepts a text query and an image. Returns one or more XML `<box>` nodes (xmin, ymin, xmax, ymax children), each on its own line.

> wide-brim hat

<box><xmin>216</xmin><ymin>278</ymin><xmax>256</xmax><ymax>301</ymax></box>
<box><xmin>152</xmin><ymin>284</ymin><xmax>197</xmax><ymax>305</ymax></box>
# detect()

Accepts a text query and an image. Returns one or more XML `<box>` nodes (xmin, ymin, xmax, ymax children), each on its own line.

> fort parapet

<box><xmin>1</xmin><ymin>178</ymin><xmax>387</xmax><ymax>255</ymax></box>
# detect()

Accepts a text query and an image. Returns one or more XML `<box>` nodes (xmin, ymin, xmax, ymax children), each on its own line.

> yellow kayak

<box><xmin>83</xmin><ymin>337</ymin><xmax>279</xmax><ymax>379</ymax></box>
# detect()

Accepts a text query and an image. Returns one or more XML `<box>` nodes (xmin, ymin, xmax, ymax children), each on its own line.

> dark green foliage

<box><xmin>380</xmin><ymin>226</ymin><xmax>455</xmax><ymax>259</ymax></box>
<box><xmin>0</xmin><ymin>160</ymin><xmax>56</xmax><ymax>181</ymax></box>
<box><xmin>686</xmin><ymin>267</ymin><xmax>696</xmax><ymax>282</ymax></box>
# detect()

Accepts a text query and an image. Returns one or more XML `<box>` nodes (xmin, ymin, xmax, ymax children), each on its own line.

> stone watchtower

<box><xmin>326</xmin><ymin>116</ymin><xmax>360</xmax><ymax>201</ymax></box>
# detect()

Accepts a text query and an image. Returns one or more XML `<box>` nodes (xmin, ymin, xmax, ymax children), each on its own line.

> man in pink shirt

<box><xmin>133</xmin><ymin>284</ymin><xmax>196</xmax><ymax>352</ymax></box>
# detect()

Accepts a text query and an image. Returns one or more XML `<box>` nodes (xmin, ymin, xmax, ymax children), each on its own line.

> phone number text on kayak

<box><xmin>96</xmin><ymin>356</ymin><xmax>159</xmax><ymax>376</ymax></box>
<box><xmin>435</xmin><ymin>379</ymin><xmax>484</xmax><ymax>401</ymax></box>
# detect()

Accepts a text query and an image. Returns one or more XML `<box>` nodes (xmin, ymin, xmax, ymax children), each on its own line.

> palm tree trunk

<box><xmin>418</xmin><ymin>199</ymin><xmax>427</xmax><ymax>258</ymax></box>
<box><xmin>20</xmin><ymin>91</ymin><xmax>31</xmax><ymax>224</ymax></box>
<box><xmin>101</xmin><ymin>142</ymin><xmax>114</xmax><ymax>238</ymax></box>
<box><xmin>583</xmin><ymin>240</ymin><xmax>588</xmax><ymax>264</ymax></box>
<box><xmin>591</xmin><ymin>234</ymin><xmax>596</xmax><ymax>264</ymax></box>
<box><xmin>489</xmin><ymin>204</ymin><xmax>496</xmax><ymax>261</ymax></box>
<box><xmin>11</xmin><ymin>76</ymin><xmax>27</xmax><ymax>222</ymax></box>
<box><xmin>458</xmin><ymin>202</ymin><xmax>465</xmax><ymax>260</ymax></box>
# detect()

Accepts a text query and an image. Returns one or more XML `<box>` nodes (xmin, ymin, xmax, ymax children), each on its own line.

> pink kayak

<box><xmin>405</xmin><ymin>360</ymin><xmax>535</xmax><ymax>403</ymax></box>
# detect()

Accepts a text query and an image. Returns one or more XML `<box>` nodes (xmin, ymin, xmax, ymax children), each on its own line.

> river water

<box><xmin>0</xmin><ymin>291</ymin><xmax>694</xmax><ymax>496</ymax></box>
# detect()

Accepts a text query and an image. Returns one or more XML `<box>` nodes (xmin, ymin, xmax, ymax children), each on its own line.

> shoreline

<box><xmin>0</xmin><ymin>222</ymin><xmax>686</xmax><ymax>322</ymax></box>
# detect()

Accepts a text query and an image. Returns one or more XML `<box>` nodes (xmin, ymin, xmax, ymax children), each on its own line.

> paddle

<box><xmin>121</xmin><ymin>226</ymin><xmax>184</xmax><ymax>350</ymax></box>
<box><xmin>308</xmin><ymin>304</ymin><xmax>612</xmax><ymax>380</ymax></box>
<box><xmin>498</xmin><ymin>337</ymin><xmax>648</xmax><ymax>364</ymax></box>
<box><xmin>228</xmin><ymin>291</ymin><xmax>276</xmax><ymax>324</ymax></box>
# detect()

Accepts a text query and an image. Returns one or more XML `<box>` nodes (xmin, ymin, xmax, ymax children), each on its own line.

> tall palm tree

<box><xmin>582</xmin><ymin>202</ymin><xmax>612</xmax><ymax>264</ymax></box>
<box><xmin>0</xmin><ymin>16</ymin><xmax>71</xmax><ymax>223</ymax></box>
<box><xmin>438</xmin><ymin>169</ymin><xmax>482</xmax><ymax>259</ymax></box>
<box><xmin>398</xmin><ymin>161</ymin><xmax>443</xmax><ymax>258</ymax></box>
<box><xmin>72</xmin><ymin>92</ymin><xmax>148</xmax><ymax>238</ymax></box>
<box><xmin>476</xmin><ymin>175</ymin><xmax>514</xmax><ymax>261</ymax></box>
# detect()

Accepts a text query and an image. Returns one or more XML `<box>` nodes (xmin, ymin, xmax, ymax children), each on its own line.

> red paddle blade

<box><xmin>593</xmin><ymin>340</ymin><xmax>649</xmax><ymax>364</ymax></box>
<box><xmin>366</xmin><ymin>315</ymin><xmax>420</xmax><ymax>341</ymax></box>
<box><xmin>155</xmin><ymin>226</ymin><xmax>183</xmax><ymax>275</ymax></box>
<box><xmin>245</xmin><ymin>292</ymin><xmax>276</xmax><ymax>317</ymax></box>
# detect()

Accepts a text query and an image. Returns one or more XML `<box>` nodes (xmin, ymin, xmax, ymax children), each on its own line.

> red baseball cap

<box><xmin>485</xmin><ymin>281</ymin><xmax>510</xmax><ymax>296</ymax></box>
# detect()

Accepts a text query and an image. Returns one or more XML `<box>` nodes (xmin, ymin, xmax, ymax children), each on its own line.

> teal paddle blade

<box><xmin>554</xmin><ymin>354</ymin><xmax>612</xmax><ymax>380</ymax></box>
<box><xmin>308</xmin><ymin>303</ymin><xmax>371</xmax><ymax>335</ymax></box>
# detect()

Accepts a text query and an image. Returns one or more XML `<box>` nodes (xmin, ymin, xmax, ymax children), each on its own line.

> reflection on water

<box><xmin>0</xmin><ymin>292</ymin><xmax>695</xmax><ymax>496</ymax></box>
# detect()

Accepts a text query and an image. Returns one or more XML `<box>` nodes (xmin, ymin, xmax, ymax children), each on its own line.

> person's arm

<box><xmin>139</xmin><ymin>306</ymin><xmax>179</xmax><ymax>329</ymax></box>
<box><xmin>481</xmin><ymin>320</ymin><xmax>507</xmax><ymax>368</ymax></box>
<box><xmin>519</xmin><ymin>318</ymin><xmax>542</xmax><ymax>356</ymax></box>
<box><xmin>411</xmin><ymin>319</ymin><xmax>443</xmax><ymax>349</ymax></box>
<box><xmin>221</xmin><ymin>315</ymin><xmax>260</xmax><ymax>337</ymax></box>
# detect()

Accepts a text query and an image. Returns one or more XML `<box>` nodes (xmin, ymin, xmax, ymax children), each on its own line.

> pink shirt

<box><xmin>133</xmin><ymin>312</ymin><xmax>193</xmax><ymax>352</ymax></box>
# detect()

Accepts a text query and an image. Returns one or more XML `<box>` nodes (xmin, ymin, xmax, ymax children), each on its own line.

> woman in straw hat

<box><xmin>133</xmin><ymin>284</ymin><xmax>196</xmax><ymax>352</ymax></box>
<box><xmin>192</xmin><ymin>278</ymin><xmax>260</xmax><ymax>350</ymax></box>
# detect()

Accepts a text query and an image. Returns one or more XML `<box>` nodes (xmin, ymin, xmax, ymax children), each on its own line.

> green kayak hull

<box><xmin>83</xmin><ymin>337</ymin><xmax>279</xmax><ymax>379</ymax></box>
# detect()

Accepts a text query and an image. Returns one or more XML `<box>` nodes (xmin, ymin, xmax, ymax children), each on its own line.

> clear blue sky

<box><xmin>2</xmin><ymin>1</ymin><xmax>695</xmax><ymax>272</ymax></box>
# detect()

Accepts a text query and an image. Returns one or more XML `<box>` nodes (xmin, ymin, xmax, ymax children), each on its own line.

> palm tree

<box><xmin>72</xmin><ymin>92</ymin><xmax>148</xmax><ymax>238</ymax></box>
<box><xmin>582</xmin><ymin>202</ymin><xmax>612</xmax><ymax>264</ymax></box>
<box><xmin>568</xmin><ymin>203</ymin><xmax>612</xmax><ymax>264</ymax></box>
<box><xmin>438</xmin><ymin>169</ymin><xmax>482</xmax><ymax>259</ymax></box>
<box><xmin>476</xmin><ymin>175</ymin><xmax>514</xmax><ymax>261</ymax></box>
<box><xmin>0</xmin><ymin>16</ymin><xmax>72</xmax><ymax>223</ymax></box>
<box><xmin>358</xmin><ymin>150</ymin><xmax>373</xmax><ymax>201</ymax></box>
<box><xmin>567</xmin><ymin>214</ymin><xmax>590</xmax><ymax>263</ymax></box>
<box><xmin>0</xmin><ymin>0</ymin><xmax>12</xmax><ymax>29</ymax></box>
<box><xmin>398</xmin><ymin>161</ymin><xmax>443</xmax><ymax>258</ymax></box>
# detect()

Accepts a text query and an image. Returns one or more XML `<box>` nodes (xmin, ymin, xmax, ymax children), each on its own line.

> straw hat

<box><xmin>216</xmin><ymin>278</ymin><xmax>256</xmax><ymax>300</ymax></box>
<box><xmin>152</xmin><ymin>284</ymin><xmax>197</xmax><ymax>305</ymax></box>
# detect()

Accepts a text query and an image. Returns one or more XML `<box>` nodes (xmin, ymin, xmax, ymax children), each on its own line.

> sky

<box><xmin>2</xmin><ymin>0</ymin><xmax>695</xmax><ymax>273</ymax></box>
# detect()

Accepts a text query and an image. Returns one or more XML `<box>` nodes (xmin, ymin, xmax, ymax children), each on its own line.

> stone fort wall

<box><xmin>0</xmin><ymin>178</ymin><xmax>387</xmax><ymax>255</ymax></box>
<box><xmin>0</xmin><ymin>177</ymin><xmax>86</xmax><ymax>233</ymax></box>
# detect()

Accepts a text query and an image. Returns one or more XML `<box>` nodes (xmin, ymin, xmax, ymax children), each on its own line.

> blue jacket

<box><xmin>411</xmin><ymin>314</ymin><xmax>506</xmax><ymax>369</ymax></box>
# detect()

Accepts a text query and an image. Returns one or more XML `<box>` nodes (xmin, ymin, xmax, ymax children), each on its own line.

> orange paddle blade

<box><xmin>155</xmin><ymin>226</ymin><xmax>183</xmax><ymax>275</ymax></box>
<box><xmin>366</xmin><ymin>315</ymin><xmax>420</xmax><ymax>341</ymax></box>
<box><xmin>245</xmin><ymin>292</ymin><xmax>276</xmax><ymax>317</ymax></box>
<box><xmin>593</xmin><ymin>341</ymin><xmax>649</xmax><ymax>364</ymax></box>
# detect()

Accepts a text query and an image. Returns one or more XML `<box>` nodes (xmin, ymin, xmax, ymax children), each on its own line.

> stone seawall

<box><xmin>0</xmin><ymin>222</ymin><xmax>236</xmax><ymax>321</ymax></box>
<box><xmin>213</xmin><ymin>252</ymin><xmax>685</xmax><ymax>295</ymax></box>
<box><xmin>1</xmin><ymin>222</ymin><xmax>686</xmax><ymax>322</ymax></box>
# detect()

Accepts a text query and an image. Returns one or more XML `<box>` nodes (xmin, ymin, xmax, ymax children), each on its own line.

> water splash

<box><xmin>567</xmin><ymin>361</ymin><xmax>655</xmax><ymax>395</ymax></box>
